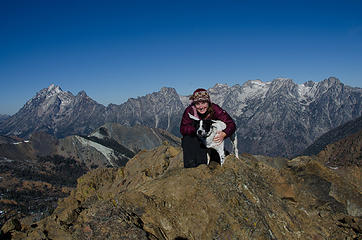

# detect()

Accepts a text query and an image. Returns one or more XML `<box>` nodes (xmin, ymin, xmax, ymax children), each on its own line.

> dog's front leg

<box><xmin>218</xmin><ymin>149</ymin><xmax>225</xmax><ymax>166</ymax></box>
<box><xmin>230</xmin><ymin>133</ymin><xmax>239</xmax><ymax>159</ymax></box>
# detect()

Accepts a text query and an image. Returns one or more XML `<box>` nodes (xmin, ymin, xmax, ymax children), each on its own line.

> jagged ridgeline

<box><xmin>0</xmin><ymin>77</ymin><xmax>361</xmax><ymax>157</ymax></box>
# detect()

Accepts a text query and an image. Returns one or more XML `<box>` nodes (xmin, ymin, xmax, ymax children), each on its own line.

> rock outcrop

<box><xmin>3</xmin><ymin>142</ymin><xmax>360</xmax><ymax>239</ymax></box>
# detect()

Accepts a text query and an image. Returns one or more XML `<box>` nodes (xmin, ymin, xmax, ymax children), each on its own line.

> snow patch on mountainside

<box><xmin>47</xmin><ymin>84</ymin><xmax>62</xmax><ymax>94</ymax></box>
<box><xmin>89</xmin><ymin>131</ymin><xmax>106</xmax><ymax>139</ymax></box>
<box><xmin>297</xmin><ymin>83</ymin><xmax>318</xmax><ymax>105</ymax></box>
<box><xmin>75</xmin><ymin>136</ymin><xmax>117</xmax><ymax>167</ymax></box>
<box><xmin>241</xmin><ymin>80</ymin><xmax>271</xmax><ymax>100</ymax></box>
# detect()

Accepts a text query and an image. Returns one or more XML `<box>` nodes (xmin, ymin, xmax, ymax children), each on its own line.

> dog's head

<box><xmin>188</xmin><ymin>113</ymin><xmax>215</xmax><ymax>138</ymax></box>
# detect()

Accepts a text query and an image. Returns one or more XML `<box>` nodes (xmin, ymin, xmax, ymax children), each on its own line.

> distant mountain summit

<box><xmin>208</xmin><ymin>77</ymin><xmax>362</xmax><ymax>157</ymax></box>
<box><xmin>0</xmin><ymin>77</ymin><xmax>361</xmax><ymax>157</ymax></box>
<box><xmin>0</xmin><ymin>84</ymin><xmax>106</xmax><ymax>137</ymax></box>
<box><xmin>105</xmin><ymin>87</ymin><xmax>184</xmax><ymax>135</ymax></box>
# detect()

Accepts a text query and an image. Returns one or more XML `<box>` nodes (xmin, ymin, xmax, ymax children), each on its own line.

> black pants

<box><xmin>182</xmin><ymin>135</ymin><xmax>221</xmax><ymax>168</ymax></box>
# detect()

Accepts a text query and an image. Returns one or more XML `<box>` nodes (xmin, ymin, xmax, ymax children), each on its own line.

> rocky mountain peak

<box><xmin>263</xmin><ymin>78</ymin><xmax>296</xmax><ymax>99</ymax></box>
<box><xmin>159</xmin><ymin>87</ymin><xmax>177</xmax><ymax>95</ymax></box>
<box><xmin>303</xmin><ymin>80</ymin><xmax>316</xmax><ymax>87</ymax></box>
<box><xmin>0</xmin><ymin>85</ymin><xmax>106</xmax><ymax>138</ymax></box>
<box><xmin>243</xmin><ymin>79</ymin><xmax>268</xmax><ymax>87</ymax></box>
<box><xmin>270</xmin><ymin>77</ymin><xmax>295</xmax><ymax>87</ymax></box>
<box><xmin>208</xmin><ymin>83</ymin><xmax>238</xmax><ymax>106</ymax></box>
<box><xmin>240</xmin><ymin>80</ymin><xmax>270</xmax><ymax>97</ymax></box>
<box><xmin>325</xmin><ymin>76</ymin><xmax>341</xmax><ymax>85</ymax></box>
<box><xmin>317</xmin><ymin>77</ymin><xmax>343</xmax><ymax>92</ymax></box>
<box><xmin>47</xmin><ymin>84</ymin><xmax>62</xmax><ymax>93</ymax></box>
<box><xmin>35</xmin><ymin>84</ymin><xmax>64</xmax><ymax>99</ymax></box>
<box><xmin>210</xmin><ymin>83</ymin><xmax>230</xmax><ymax>91</ymax></box>
<box><xmin>24</xmin><ymin>84</ymin><xmax>71</xmax><ymax>108</ymax></box>
<box><xmin>273</xmin><ymin>77</ymin><xmax>293</xmax><ymax>82</ymax></box>
<box><xmin>157</xmin><ymin>88</ymin><xmax>181</xmax><ymax>104</ymax></box>
<box><xmin>76</xmin><ymin>90</ymin><xmax>87</xmax><ymax>96</ymax></box>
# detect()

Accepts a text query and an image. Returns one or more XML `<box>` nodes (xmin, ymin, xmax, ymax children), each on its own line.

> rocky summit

<box><xmin>2</xmin><ymin>142</ymin><xmax>360</xmax><ymax>239</ymax></box>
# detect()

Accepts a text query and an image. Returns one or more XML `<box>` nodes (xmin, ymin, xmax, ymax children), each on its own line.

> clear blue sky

<box><xmin>1</xmin><ymin>0</ymin><xmax>362</xmax><ymax>115</ymax></box>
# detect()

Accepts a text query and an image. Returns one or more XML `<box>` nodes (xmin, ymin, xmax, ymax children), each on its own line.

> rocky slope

<box><xmin>2</xmin><ymin>139</ymin><xmax>360</xmax><ymax>239</ymax></box>
<box><xmin>299</xmin><ymin>115</ymin><xmax>362</xmax><ymax>192</ymax></box>
<box><xmin>1</xmin><ymin>77</ymin><xmax>361</xmax><ymax>157</ymax></box>
<box><xmin>302</xmin><ymin>115</ymin><xmax>362</xmax><ymax>157</ymax></box>
<box><xmin>317</xmin><ymin>128</ymin><xmax>362</xmax><ymax>168</ymax></box>
<box><xmin>316</xmin><ymin>126</ymin><xmax>362</xmax><ymax>193</ymax></box>
<box><xmin>56</xmin><ymin>123</ymin><xmax>181</xmax><ymax>169</ymax></box>
<box><xmin>88</xmin><ymin>122</ymin><xmax>181</xmax><ymax>154</ymax></box>
<box><xmin>0</xmin><ymin>125</ymin><xmax>180</xmax><ymax>230</ymax></box>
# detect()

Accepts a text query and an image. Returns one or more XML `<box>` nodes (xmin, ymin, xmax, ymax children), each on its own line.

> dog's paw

<box><xmin>208</xmin><ymin>161</ymin><xmax>219</xmax><ymax>170</ymax></box>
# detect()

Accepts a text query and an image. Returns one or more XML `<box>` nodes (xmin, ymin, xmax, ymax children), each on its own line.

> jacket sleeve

<box><xmin>180</xmin><ymin>106</ymin><xmax>196</xmax><ymax>136</ymax></box>
<box><xmin>212</xmin><ymin>104</ymin><xmax>236</xmax><ymax>138</ymax></box>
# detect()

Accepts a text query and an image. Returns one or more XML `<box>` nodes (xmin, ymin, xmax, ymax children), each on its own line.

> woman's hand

<box><xmin>214</xmin><ymin>131</ymin><xmax>226</xmax><ymax>144</ymax></box>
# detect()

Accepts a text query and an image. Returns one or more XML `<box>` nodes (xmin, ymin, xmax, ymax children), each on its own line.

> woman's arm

<box><xmin>180</xmin><ymin>106</ymin><xmax>196</xmax><ymax>136</ymax></box>
<box><xmin>212</xmin><ymin>104</ymin><xmax>236</xmax><ymax>138</ymax></box>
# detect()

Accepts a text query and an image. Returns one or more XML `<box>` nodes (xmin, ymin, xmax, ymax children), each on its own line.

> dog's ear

<box><xmin>211</xmin><ymin>120</ymin><xmax>227</xmax><ymax>130</ymax></box>
<box><xmin>188</xmin><ymin>113</ymin><xmax>200</xmax><ymax>121</ymax></box>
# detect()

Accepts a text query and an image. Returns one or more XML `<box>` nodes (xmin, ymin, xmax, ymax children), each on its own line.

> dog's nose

<box><xmin>197</xmin><ymin>130</ymin><xmax>202</xmax><ymax>135</ymax></box>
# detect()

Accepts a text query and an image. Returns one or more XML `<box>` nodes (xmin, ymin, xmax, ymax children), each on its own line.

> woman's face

<box><xmin>195</xmin><ymin>101</ymin><xmax>209</xmax><ymax>114</ymax></box>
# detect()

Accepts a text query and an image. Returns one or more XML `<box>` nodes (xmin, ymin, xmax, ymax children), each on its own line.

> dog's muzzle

<box><xmin>197</xmin><ymin>129</ymin><xmax>206</xmax><ymax>137</ymax></box>
<box><xmin>197</xmin><ymin>129</ymin><xmax>212</xmax><ymax>138</ymax></box>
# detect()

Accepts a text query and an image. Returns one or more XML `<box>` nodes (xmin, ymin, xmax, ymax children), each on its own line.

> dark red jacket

<box><xmin>180</xmin><ymin>103</ymin><xmax>236</xmax><ymax>138</ymax></box>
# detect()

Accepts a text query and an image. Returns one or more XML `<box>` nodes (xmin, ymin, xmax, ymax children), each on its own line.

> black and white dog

<box><xmin>188</xmin><ymin>113</ymin><xmax>239</xmax><ymax>166</ymax></box>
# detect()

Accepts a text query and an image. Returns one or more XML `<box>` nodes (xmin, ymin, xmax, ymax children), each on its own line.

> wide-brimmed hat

<box><xmin>189</xmin><ymin>88</ymin><xmax>210</xmax><ymax>103</ymax></box>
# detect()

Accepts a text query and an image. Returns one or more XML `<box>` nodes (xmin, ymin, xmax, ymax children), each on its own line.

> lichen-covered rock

<box><xmin>3</xmin><ymin>142</ymin><xmax>361</xmax><ymax>239</ymax></box>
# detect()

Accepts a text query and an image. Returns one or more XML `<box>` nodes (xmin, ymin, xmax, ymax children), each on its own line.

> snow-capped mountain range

<box><xmin>208</xmin><ymin>77</ymin><xmax>362</xmax><ymax>157</ymax></box>
<box><xmin>0</xmin><ymin>77</ymin><xmax>361</xmax><ymax>157</ymax></box>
